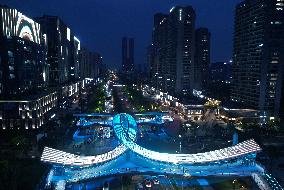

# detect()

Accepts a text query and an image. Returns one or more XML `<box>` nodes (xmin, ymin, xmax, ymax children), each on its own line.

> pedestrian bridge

<box><xmin>42</xmin><ymin>113</ymin><xmax>261</xmax><ymax>166</ymax></box>
<box><xmin>41</xmin><ymin>113</ymin><xmax>264</xmax><ymax>189</ymax></box>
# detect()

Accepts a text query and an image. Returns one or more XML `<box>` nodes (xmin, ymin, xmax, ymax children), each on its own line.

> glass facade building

<box><xmin>231</xmin><ymin>0</ymin><xmax>284</xmax><ymax>118</ymax></box>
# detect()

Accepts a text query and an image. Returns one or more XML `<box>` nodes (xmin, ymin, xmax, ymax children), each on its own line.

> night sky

<box><xmin>1</xmin><ymin>0</ymin><xmax>242</xmax><ymax>69</ymax></box>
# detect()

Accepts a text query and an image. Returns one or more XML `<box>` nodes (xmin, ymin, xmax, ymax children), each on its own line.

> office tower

<box><xmin>0</xmin><ymin>5</ymin><xmax>48</xmax><ymax>98</ymax></box>
<box><xmin>36</xmin><ymin>15</ymin><xmax>81</xmax><ymax>85</ymax></box>
<box><xmin>166</xmin><ymin>6</ymin><xmax>196</xmax><ymax>95</ymax></box>
<box><xmin>69</xmin><ymin>36</ymin><xmax>80</xmax><ymax>81</ymax></box>
<box><xmin>194</xmin><ymin>28</ymin><xmax>211</xmax><ymax>91</ymax></box>
<box><xmin>231</xmin><ymin>0</ymin><xmax>284</xmax><ymax>118</ymax></box>
<box><xmin>122</xmin><ymin>37</ymin><xmax>134</xmax><ymax>73</ymax></box>
<box><xmin>79</xmin><ymin>48</ymin><xmax>102</xmax><ymax>80</ymax></box>
<box><xmin>149</xmin><ymin>6</ymin><xmax>198</xmax><ymax>95</ymax></box>
<box><xmin>150</xmin><ymin>13</ymin><xmax>168</xmax><ymax>90</ymax></box>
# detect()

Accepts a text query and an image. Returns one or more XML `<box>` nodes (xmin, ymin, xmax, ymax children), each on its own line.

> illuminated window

<box><xmin>67</xmin><ymin>27</ymin><xmax>70</xmax><ymax>41</ymax></box>
<box><xmin>179</xmin><ymin>9</ymin><xmax>182</xmax><ymax>21</ymax></box>
<box><xmin>9</xmin><ymin>74</ymin><xmax>15</xmax><ymax>79</ymax></box>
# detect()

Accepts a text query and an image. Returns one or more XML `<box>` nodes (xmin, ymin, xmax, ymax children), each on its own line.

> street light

<box><xmin>178</xmin><ymin>134</ymin><xmax>182</xmax><ymax>153</ymax></box>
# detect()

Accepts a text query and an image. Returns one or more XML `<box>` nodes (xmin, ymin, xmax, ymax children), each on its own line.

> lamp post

<box><xmin>179</xmin><ymin>134</ymin><xmax>182</xmax><ymax>153</ymax></box>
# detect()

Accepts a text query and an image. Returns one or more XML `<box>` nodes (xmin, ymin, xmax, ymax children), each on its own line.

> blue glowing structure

<box><xmin>41</xmin><ymin>112</ymin><xmax>266</xmax><ymax>190</ymax></box>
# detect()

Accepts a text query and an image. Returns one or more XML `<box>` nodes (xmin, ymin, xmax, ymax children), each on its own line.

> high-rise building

<box><xmin>0</xmin><ymin>5</ymin><xmax>48</xmax><ymax>98</ymax></box>
<box><xmin>231</xmin><ymin>0</ymin><xmax>284</xmax><ymax>118</ymax></box>
<box><xmin>69</xmin><ymin>36</ymin><xmax>80</xmax><ymax>81</ymax></box>
<box><xmin>149</xmin><ymin>7</ymin><xmax>197</xmax><ymax>95</ymax></box>
<box><xmin>35</xmin><ymin>15</ymin><xmax>80</xmax><ymax>85</ymax></box>
<box><xmin>194</xmin><ymin>28</ymin><xmax>211</xmax><ymax>91</ymax></box>
<box><xmin>122</xmin><ymin>37</ymin><xmax>134</xmax><ymax>73</ymax></box>
<box><xmin>92</xmin><ymin>52</ymin><xmax>102</xmax><ymax>80</ymax></box>
<box><xmin>150</xmin><ymin>13</ymin><xmax>168</xmax><ymax>90</ymax></box>
<box><xmin>162</xmin><ymin>6</ymin><xmax>196</xmax><ymax>95</ymax></box>
<box><xmin>79</xmin><ymin>48</ymin><xmax>102</xmax><ymax>80</ymax></box>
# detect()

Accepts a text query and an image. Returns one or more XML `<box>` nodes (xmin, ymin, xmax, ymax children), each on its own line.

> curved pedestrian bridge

<box><xmin>42</xmin><ymin>113</ymin><xmax>261</xmax><ymax>166</ymax></box>
<box><xmin>41</xmin><ymin>113</ymin><xmax>264</xmax><ymax>189</ymax></box>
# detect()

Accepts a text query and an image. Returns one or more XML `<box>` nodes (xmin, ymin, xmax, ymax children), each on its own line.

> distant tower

<box><xmin>122</xmin><ymin>37</ymin><xmax>134</xmax><ymax>73</ymax></box>
<box><xmin>194</xmin><ymin>28</ymin><xmax>211</xmax><ymax>91</ymax></box>
<box><xmin>150</xmin><ymin>13</ymin><xmax>168</xmax><ymax>90</ymax></box>
<box><xmin>166</xmin><ymin>6</ymin><xmax>196</xmax><ymax>95</ymax></box>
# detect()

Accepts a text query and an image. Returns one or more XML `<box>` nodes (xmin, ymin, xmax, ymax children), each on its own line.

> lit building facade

<box><xmin>69</xmin><ymin>36</ymin><xmax>80</xmax><ymax>81</ymax></box>
<box><xmin>0</xmin><ymin>5</ymin><xmax>48</xmax><ymax>98</ymax></box>
<box><xmin>149</xmin><ymin>6</ymin><xmax>196</xmax><ymax>96</ymax></box>
<box><xmin>0</xmin><ymin>92</ymin><xmax>57</xmax><ymax>130</ymax></box>
<box><xmin>166</xmin><ymin>6</ymin><xmax>196</xmax><ymax>95</ymax></box>
<box><xmin>122</xmin><ymin>37</ymin><xmax>134</xmax><ymax>73</ymax></box>
<box><xmin>36</xmin><ymin>15</ymin><xmax>81</xmax><ymax>85</ymax></box>
<box><xmin>194</xmin><ymin>28</ymin><xmax>211</xmax><ymax>91</ymax></box>
<box><xmin>231</xmin><ymin>0</ymin><xmax>284</xmax><ymax>118</ymax></box>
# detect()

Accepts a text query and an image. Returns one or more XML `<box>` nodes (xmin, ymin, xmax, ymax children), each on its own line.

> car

<box><xmin>152</xmin><ymin>176</ymin><xmax>159</xmax><ymax>185</ymax></box>
<box><xmin>144</xmin><ymin>179</ymin><xmax>152</xmax><ymax>188</ymax></box>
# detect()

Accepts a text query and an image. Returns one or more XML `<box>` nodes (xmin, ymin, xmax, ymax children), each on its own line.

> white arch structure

<box><xmin>41</xmin><ymin>113</ymin><xmax>261</xmax><ymax>167</ymax></box>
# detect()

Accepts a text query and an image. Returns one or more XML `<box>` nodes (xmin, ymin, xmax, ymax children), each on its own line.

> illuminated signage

<box><xmin>74</xmin><ymin>36</ymin><xmax>80</xmax><ymax>50</ymax></box>
<box><xmin>1</xmin><ymin>7</ymin><xmax>41</xmax><ymax>44</ymax></box>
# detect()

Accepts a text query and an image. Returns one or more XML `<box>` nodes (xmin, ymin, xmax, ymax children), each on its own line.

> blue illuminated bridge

<box><xmin>40</xmin><ymin>112</ymin><xmax>280</xmax><ymax>190</ymax></box>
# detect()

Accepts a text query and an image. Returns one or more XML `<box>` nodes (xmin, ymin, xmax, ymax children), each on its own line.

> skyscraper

<box><xmin>122</xmin><ymin>37</ymin><xmax>134</xmax><ymax>73</ymax></box>
<box><xmin>149</xmin><ymin>6</ymin><xmax>201</xmax><ymax>96</ymax></box>
<box><xmin>194</xmin><ymin>28</ymin><xmax>211</xmax><ymax>91</ymax></box>
<box><xmin>166</xmin><ymin>6</ymin><xmax>196</xmax><ymax>95</ymax></box>
<box><xmin>231</xmin><ymin>0</ymin><xmax>284</xmax><ymax>118</ymax></box>
<box><xmin>150</xmin><ymin>13</ymin><xmax>168</xmax><ymax>90</ymax></box>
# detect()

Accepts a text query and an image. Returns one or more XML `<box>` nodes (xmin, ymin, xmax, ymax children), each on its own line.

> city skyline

<box><xmin>1</xmin><ymin>0</ymin><xmax>242</xmax><ymax>69</ymax></box>
<box><xmin>0</xmin><ymin>1</ymin><xmax>284</xmax><ymax>189</ymax></box>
